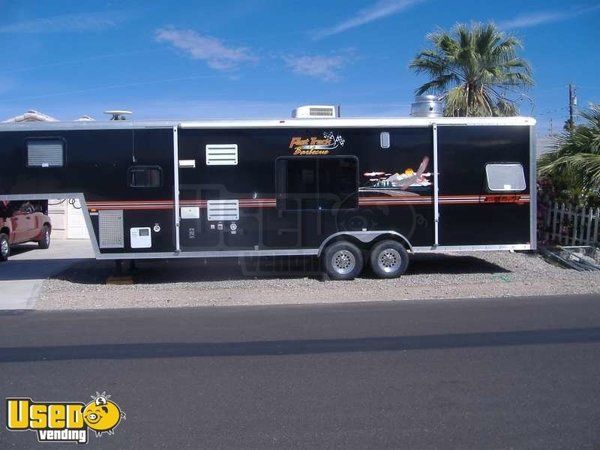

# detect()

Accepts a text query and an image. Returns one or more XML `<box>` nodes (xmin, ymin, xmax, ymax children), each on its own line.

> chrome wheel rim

<box><xmin>377</xmin><ymin>248</ymin><xmax>402</xmax><ymax>273</ymax></box>
<box><xmin>0</xmin><ymin>239</ymin><xmax>8</xmax><ymax>257</ymax></box>
<box><xmin>332</xmin><ymin>250</ymin><xmax>356</xmax><ymax>275</ymax></box>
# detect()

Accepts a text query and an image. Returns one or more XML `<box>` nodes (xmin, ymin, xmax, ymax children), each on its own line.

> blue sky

<box><xmin>0</xmin><ymin>0</ymin><xmax>599</xmax><ymax>135</ymax></box>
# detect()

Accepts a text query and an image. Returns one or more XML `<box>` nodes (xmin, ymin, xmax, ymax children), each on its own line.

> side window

<box><xmin>128</xmin><ymin>166</ymin><xmax>163</xmax><ymax>188</ymax></box>
<box><xmin>380</xmin><ymin>132</ymin><xmax>390</xmax><ymax>149</ymax></box>
<box><xmin>485</xmin><ymin>163</ymin><xmax>526</xmax><ymax>192</ymax></box>
<box><xmin>27</xmin><ymin>139</ymin><xmax>64</xmax><ymax>168</ymax></box>
<box><xmin>276</xmin><ymin>157</ymin><xmax>358</xmax><ymax>210</ymax></box>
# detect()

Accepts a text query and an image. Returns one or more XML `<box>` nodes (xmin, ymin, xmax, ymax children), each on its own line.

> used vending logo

<box><xmin>6</xmin><ymin>392</ymin><xmax>125</xmax><ymax>444</ymax></box>
<box><xmin>289</xmin><ymin>131</ymin><xmax>345</xmax><ymax>155</ymax></box>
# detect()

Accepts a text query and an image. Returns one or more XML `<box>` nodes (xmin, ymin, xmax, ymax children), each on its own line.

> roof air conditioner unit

<box><xmin>292</xmin><ymin>105</ymin><xmax>339</xmax><ymax>119</ymax></box>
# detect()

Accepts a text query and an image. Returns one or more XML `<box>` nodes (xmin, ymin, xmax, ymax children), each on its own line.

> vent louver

<box><xmin>292</xmin><ymin>105</ymin><xmax>339</xmax><ymax>119</ymax></box>
<box><xmin>98</xmin><ymin>210</ymin><xmax>124</xmax><ymax>249</ymax></box>
<box><xmin>309</xmin><ymin>107</ymin><xmax>334</xmax><ymax>117</ymax></box>
<box><xmin>207</xmin><ymin>200</ymin><xmax>239</xmax><ymax>221</ymax></box>
<box><xmin>206</xmin><ymin>144</ymin><xmax>238</xmax><ymax>166</ymax></box>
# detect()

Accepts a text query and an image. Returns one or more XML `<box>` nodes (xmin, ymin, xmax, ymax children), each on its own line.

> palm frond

<box><xmin>410</xmin><ymin>22</ymin><xmax>534</xmax><ymax>117</ymax></box>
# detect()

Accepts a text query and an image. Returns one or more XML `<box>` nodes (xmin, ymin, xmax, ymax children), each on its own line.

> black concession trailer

<box><xmin>0</xmin><ymin>112</ymin><xmax>536</xmax><ymax>279</ymax></box>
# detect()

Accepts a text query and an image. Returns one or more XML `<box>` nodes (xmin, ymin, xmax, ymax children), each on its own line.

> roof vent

<box><xmin>410</xmin><ymin>95</ymin><xmax>443</xmax><ymax>117</ymax></box>
<box><xmin>104</xmin><ymin>110</ymin><xmax>132</xmax><ymax>121</ymax></box>
<box><xmin>2</xmin><ymin>110</ymin><xmax>58</xmax><ymax>123</ymax></box>
<box><xmin>292</xmin><ymin>105</ymin><xmax>339</xmax><ymax>119</ymax></box>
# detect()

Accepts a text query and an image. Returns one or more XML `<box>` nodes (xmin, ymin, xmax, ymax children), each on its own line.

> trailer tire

<box><xmin>0</xmin><ymin>233</ymin><xmax>9</xmax><ymax>262</ymax></box>
<box><xmin>322</xmin><ymin>241</ymin><xmax>363</xmax><ymax>280</ymax></box>
<box><xmin>38</xmin><ymin>225</ymin><xmax>51</xmax><ymax>249</ymax></box>
<box><xmin>370</xmin><ymin>240</ymin><xmax>409</xmax><ymax>278</ymax></box>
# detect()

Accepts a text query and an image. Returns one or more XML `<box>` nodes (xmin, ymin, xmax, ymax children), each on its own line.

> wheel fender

<box><xmin>318</xmin><ymin>231</ymin><xmax>412</xmax><ymax>256</ymax></box>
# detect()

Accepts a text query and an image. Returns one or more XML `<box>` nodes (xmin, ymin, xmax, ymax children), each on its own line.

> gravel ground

<box><xmin>38</xmin><ymin>251</ymin><xmax>600</xmax><ymax>310</ymax></box>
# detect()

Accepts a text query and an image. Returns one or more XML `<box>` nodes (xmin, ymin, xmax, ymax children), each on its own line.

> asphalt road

<box><xmin>1</xmin><ymin>294</ymin><xmax>599</xmax><ymax>449</ymax></box>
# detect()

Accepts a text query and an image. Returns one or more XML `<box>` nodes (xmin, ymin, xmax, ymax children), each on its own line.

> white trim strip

<box><xmin>180</xmin><ymin>117</ymin><xmax>536</xmax><ymax>129</ymax></box>
<box><xmin>173</xmin><ymin>126</ymin><xmax>181</xmax><ymax>253</ymax></box>
<box><xmin>413</xmin><ymin>244</ymin><xmax>531</xmax><ymax>253</ymax></box>
<box><xmin>433</xmin><ymin>124</ymin><xmax>439</xmax><ymax>246</ymax></box>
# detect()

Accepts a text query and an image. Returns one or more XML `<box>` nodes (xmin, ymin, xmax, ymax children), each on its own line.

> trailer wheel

<box><xmin>370</xmin><ymin>240</ymin><xmax>409</xmax><ymax>278</ymax></box>
<box><xmin>0</xmin><ymin>233</ymin><xmax>9</xmax><ymax>262</ymax></box>
<box><xmin>38</xmin><ymin>225</ymin><xmax>51</xmax><ymax>249</ymax></box>
<box><xmin>322</xmin><ymin>241</ymin><xmax>363</xmax><ymax>280</ymax></box>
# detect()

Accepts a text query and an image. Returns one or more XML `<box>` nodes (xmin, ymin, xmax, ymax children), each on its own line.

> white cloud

<box><xmin>312</xmin><ymin>0</ymin><xmax>426</xmax><ymax>40</ymax></box>
<box><xmin>498</xmin><ymin>4</ymin><xmax>600</xmax><ymax>29</ymax></box>
<box><xmin>155</xmin><ymin>27</ymin><xmax>257</xmax><ymax>70</ymax></box>
<box><xmin>0</xmin><ymin>11</ymin><xmax>126</xmax><ymax>33</ymax></box>
<box><xmin>284</xmin><ymin>54</ymin><xmax>353</xmax><ymax>82</ymax></box>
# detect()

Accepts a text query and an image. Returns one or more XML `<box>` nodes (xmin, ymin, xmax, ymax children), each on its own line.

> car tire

<box><xmin>38</xmin><ymin>225</ymin><xmax>51</xmax><ymax>249</ymax></box>
<box><xmin>322</xmin><ymin>241</ymin><xmax>364</xmax><ymax>280</ymax></box>
<box><xmin>0</xmin><ymin>233</ymin><xmax>9</xmax><ymax>262</ymax></box>
<box><xmin>369</xmin><ymin>240</ymin><xmax>409</xmax><ymax>279</ymax></box>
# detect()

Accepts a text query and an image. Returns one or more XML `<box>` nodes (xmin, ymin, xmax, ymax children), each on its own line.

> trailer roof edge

<box><xmin>179</xmin><ymin>116</ymin><xmax>536</xmax><ymax>128</ymax></box>
<box><xmin>0</xmin><ymin>116</ymin><xmax>536</xmax><ymax>132</ymax></box>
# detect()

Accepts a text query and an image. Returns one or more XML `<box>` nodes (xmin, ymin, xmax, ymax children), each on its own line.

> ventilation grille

<box><xmin>207</xmin><ymin>200</ymin><xmax>239</xmax><ymax>221</ymax></box>
<box><xmin>27</xmin><ymin>140</ymin><xmax>64</xmax><ymax>167</ymax></box>
<box><xmin>309</xmin><ymin>107</ymin><xmax>335</xmax><ymax>117</ymax></box>
<box><xmin>206</xmin><ymin>144</ymin><xmax>238</xmax><ymax>166</ymax></box>
<box><xmin>98</xmin><ymin>210</ymin><xmax>124</xmax><ymax>248</ymax></box>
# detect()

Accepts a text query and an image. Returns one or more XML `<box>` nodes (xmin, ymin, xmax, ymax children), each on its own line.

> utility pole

<box><xmin>565</xmin><ymin>83</ymin><xmax>577</xmax><ymax>131</ymax></box>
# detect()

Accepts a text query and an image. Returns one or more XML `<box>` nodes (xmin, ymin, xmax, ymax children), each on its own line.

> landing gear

<box><xmin>115</xmin><ymin>260</ymin><xmax>137</xmax><ymax>275</ymax></box>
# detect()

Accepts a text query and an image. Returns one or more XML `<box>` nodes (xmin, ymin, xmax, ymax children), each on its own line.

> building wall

<box><xmin>48</xmin><ymin>199</ymin><xmax>89</xmax><ymax>240</ymax></box>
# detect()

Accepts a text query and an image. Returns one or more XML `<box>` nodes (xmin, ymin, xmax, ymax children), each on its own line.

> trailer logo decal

<box><xmin>289</xmin><ymin>131</ymin><xmax>345</xmax><ymax>155</ymax></box>
<box><xmin>6</xmin><ymin>392</ymin><xmax>125</xmax><ymax>444</ymax></box>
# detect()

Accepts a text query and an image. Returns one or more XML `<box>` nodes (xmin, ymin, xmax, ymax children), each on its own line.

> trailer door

<box><xmin>436</xmin><ymin>125</ymin><xmax>532</xmax><ymax>246</ymax></box>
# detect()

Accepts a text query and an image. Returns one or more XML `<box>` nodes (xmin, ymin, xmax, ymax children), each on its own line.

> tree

<box><xmin>538</xmin><ymin>105</ymin><xmax>600</xmax><ymax>205</ymax></box>
<box><xmin>409</xmin><ymin>23</ymin><xmax>534</xmax><ymax>117</ymax></box>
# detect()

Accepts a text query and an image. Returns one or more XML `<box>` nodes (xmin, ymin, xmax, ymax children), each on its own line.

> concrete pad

<box><xmin>0</xmin><ymin>240</ymin><xmax>93</xmax><ymax>310</ymax></box>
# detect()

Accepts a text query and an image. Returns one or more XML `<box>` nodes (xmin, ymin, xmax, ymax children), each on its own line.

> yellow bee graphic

<box><xmin>82</xmin><ymin>392</ymin><xmax>125</xmax><ymax>437</ymax></box>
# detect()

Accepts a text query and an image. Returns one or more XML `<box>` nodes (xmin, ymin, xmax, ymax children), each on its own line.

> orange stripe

<box><xmin>87</xmin><ymin>194</ymin><xmax>530</xmax><ymax>210</ymax></box>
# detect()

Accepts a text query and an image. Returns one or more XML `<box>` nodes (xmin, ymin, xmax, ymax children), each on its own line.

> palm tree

<box><xmin>538</xmin><ymin>105</ymin><xmax>600</xmax><ymax>204</ymax></box>
<box><xmin>410</xmin><ymin>23</ymin><xmax>534</xmax><ymax>117</ymax></box>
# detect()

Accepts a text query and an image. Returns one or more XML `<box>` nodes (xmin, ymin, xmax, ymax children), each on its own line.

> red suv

<box><xmin>0</xmin><ymin>201</ymin><xmax>52</xmax><ymax>262</ymax></box>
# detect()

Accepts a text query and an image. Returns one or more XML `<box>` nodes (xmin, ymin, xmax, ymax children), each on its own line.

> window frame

<box><xmin>275</xmin><ymin>155</ymin><xmax>359</xmax><ymax>211</ymax></box>
<box><xmin>485</xmin><ymin>162</ymin><xmax>527</xmax><ymax>193</ymax></box>
<box><xmin>127</xmin><ymin>165</ymin><xmax>164</xmax><ymax>189</ymax></box>
<box><xmin>380</xmin><ymin>131</ymin><xmax>391</xmax><ymax>149</ymax></box>
<box><xmin>25</xmin><ymin>137</ymin><xmax>66</xmax><ymax>168</ymax></box>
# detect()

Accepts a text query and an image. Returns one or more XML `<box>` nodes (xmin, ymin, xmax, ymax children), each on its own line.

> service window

<box><xmin>128</xmin><ymin>166</ymin><xmax>163</xmax><ymax>188</ymax></box>
<box><xmin>276</xmin><ymin>156</ymin><xmax>358</xmax><ymax>210</ymax></box>
<box><xmin>485</xmin><ymin>163</ymin><xmax>526</xmax><ymax>192</ymax></box>
<box><xmin>27</xmin><ymin>139</ymin><xmax>64</xmax><ymax>168</ymax></box>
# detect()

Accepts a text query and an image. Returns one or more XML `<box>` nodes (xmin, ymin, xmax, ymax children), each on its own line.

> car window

<box><xmin>19</xmin><ymin>203</ymin><xmax>34</xmax><ymax>214</ymax></box>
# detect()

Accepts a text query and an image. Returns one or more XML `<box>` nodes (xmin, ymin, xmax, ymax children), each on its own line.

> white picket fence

<box><xmin>542</xmin><ymin>202</ymin><xmax>600</xmax><ymax>246</ymax></box>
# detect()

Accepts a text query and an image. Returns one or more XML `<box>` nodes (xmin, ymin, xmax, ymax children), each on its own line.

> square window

<box><xmin>27</xmin><ymin>139</ymin><xmax>64</xmax><ymax>167</ymax></box>
<box><xmin>128</xmin><ymin>166</ymin><xmax>163</xmax><ymax>188</ymax></box>
<box><xmin>485</xmin><ymin>163</ymin><xmax>526</xmax><ymax>192</ymax></box>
